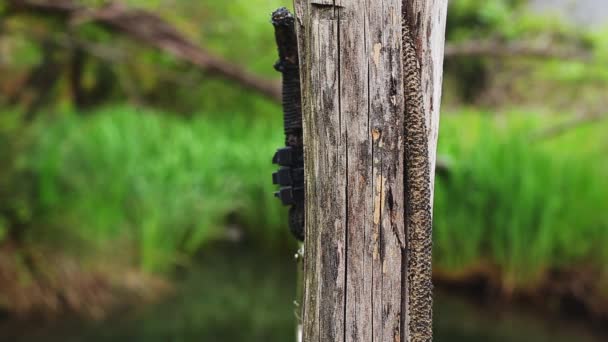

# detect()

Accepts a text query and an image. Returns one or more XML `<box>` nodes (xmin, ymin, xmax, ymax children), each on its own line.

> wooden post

<box><xmin>294</xmin><ymin>0</ymin><xmax>447</xmax><ymax>341</ymax></box>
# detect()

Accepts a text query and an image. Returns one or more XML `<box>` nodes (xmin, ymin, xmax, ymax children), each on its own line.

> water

<box><xmin>2</xmin><ymin>245</ymin><xmax>606</xmax><ymax>342</ymax></box>
<box><xmin>435</xmin><ymin>292</ymin><xmax>605</xmax><ymax>342</ymax></box>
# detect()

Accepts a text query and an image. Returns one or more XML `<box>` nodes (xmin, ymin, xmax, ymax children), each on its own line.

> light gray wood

<box><xmin>295</xmin><ymin>1</ymin><xmax>447</xmax><ymax>341</ymax></box>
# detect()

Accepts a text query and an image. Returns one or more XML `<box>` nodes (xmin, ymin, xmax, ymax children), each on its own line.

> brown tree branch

<box><xmin>6</xmin><ymin>0</ymin><xmax>282</xmax><ymax>103</ymax></box>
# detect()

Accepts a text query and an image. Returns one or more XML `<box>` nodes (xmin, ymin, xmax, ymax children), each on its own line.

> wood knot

<box><xmin>372</xmin><ymin>127</ymin><xmax>382</xmax><ymax>142</ymax></box>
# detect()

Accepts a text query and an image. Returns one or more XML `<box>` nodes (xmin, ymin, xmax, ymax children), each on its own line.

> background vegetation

<box><xmin>0</xmin><ymin>0</ymin><xmax>607</xmax><ymax>340</ymax></box>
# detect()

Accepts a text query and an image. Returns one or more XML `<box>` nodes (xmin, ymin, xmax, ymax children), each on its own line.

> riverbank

<box><xmin>2</xmin><ymin>244</ymin><xmax>607</xmax><ymax>342</ymax></box>
<box><xmin>435</xmin><ymin>264</ymin><xmax>608</xmax><ymax>330</ymax></box>
<box><xmin>2</xmin><ymin>238</ymin><xmax>608</xmax><ymax>335</ymax></box>
<box><xmin>0</xmin><ymin>242</ymin><xmax>170</xmax><ymax>320</ymax></box>
<box><xmin>1</xmin><ymin>106</ymin><xmax>606</xmax><ymax>330</ymax></box>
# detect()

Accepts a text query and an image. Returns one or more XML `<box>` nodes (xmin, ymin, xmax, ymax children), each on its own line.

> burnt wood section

<box><xmin>271</xmin><ymin>8</ymin><xmax>305</xmax><ymax>242</ymax></box>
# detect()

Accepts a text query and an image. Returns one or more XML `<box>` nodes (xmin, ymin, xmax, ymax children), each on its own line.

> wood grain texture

<box><xmin>295</xmin><ymin>1</ymin><xmax>447</xmax><ymax>341</ymax></box>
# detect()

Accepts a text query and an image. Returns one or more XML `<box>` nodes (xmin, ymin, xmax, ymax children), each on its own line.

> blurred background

<box><xmin>0</xmin><ymin>0</ymin><xmax>606</xmax><ymax>341</ymax></box>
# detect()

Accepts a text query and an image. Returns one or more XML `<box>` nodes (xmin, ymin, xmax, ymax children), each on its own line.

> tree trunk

<box><xmin>294</xmin><ymin>0</ymin><xmax>447</xmax><ymax>341</ymax></box>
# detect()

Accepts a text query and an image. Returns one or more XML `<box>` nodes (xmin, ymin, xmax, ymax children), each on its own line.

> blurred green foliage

<box><xmin>2</xmin><ymin>0</ymin><xmax>605</xmax><ymax>113</ymax></box>
<box><xmin>0</xmin><ymin>110</ymin><xmax>35</xmax><ymax>243</ymax></box>
<box><xmin>0</xmin><ymin>0</ymin><xmax>606</xmax><ymax>309</ymax></box>
<box><xmin>447</xmin><ymin>0</ymin><xmax>526</xmax><ymax>41</ymax></box>
<box><xmin>26</xmin><ymin>107</ymin><xmax>289</xmax><ymax>272</ymax></box>
<box><xmin>444</xmin><ymin>0</ymin><xmax>608</xmax><ymax>103</ymax></box>
<box><xmin>14</xmin><ymin>106</ymin><xmax>608</xmax><ymax>289</ymax></box>
<box><xmin>434</xmin><ymin>111</ymin><xmax>608</xmax><ymax>288</ymax></box>
<box><xmin>0</xmin><ymin>0</ymin><xmax>290</xmax><ymax>115</ymax></box>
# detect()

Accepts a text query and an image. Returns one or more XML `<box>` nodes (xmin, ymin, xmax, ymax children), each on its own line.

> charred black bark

<box><xmin>271</xmin><ymin>8</ymin><xmax>305</xmax><ymax>242</ymax></box>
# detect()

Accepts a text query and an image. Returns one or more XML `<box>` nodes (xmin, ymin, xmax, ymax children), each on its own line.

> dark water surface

<box><xmin>3</xmin><ymin>245</ymin><xmax>606</xmax><ymax>342</ymax></box>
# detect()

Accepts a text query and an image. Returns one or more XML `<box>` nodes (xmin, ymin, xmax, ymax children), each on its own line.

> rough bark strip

<box><xmin>401</xmin><ymin>2</ymin><xmax>447</xmax><ymax>341</ymax></box>
<box><xmin>402</xmin><ymin>0</ymin><xmax>448</xmax><ymax>206</ymax></box>
<box><xmin>402</xmin><ymin>11</ymin><xmax>432</xmax><ymax>342</ymax></box>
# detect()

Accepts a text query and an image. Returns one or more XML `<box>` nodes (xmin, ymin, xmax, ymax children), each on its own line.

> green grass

<box><xmin>23</xmin><ymin>106</ymin><xmax>608</xmax><ymax>287</ymax></box>
<box><xmin>28</xmin><ymin>107</ymin><xmax>288</xmax><ymax>272</ymax></box>
<box><xmin>434</xmin><ymin>110</ymin><xmax>608</xmax><ymax>287</ymax></box>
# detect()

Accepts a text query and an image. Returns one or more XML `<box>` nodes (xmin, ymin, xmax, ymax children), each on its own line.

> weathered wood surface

<box><xmin>295</xmin><ymin>0</ymin><xmax>447</xmax><ymax>341</ymax></box>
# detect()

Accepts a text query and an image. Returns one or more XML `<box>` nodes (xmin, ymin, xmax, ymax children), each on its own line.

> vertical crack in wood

<box><xmin>365</xmin><ymin>7</ymin><xmax>372</xmax><ymax>342</ymax></box>
<box><xmin>401</xmin><ymin>247</ymin><xmax>408</xmax><ymax>342</ymax></box>
<box><xmin>335</xmin><ymin>2</ymin><xmax>349</xmax><ymax>341</ymax></box>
